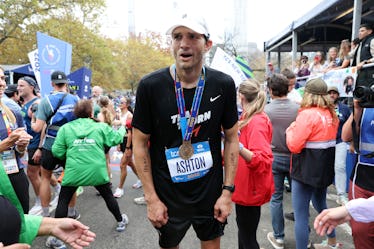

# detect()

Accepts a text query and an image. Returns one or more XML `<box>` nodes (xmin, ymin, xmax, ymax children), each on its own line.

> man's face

<box><xmin>358</xmin><ymin>27</ymin><xmax>373</xmax><ymax>40</ymax></box>
<box><xmin>288</xmin><ymin>78</ymin><xmax>296</xmax><ymax>91</ymax></box>
<box><xmin>171</xmin><ymin>26</ymin><xmax>212</xmax><ymax>71</ymax></box>
<box><xmin>17</xmin><ymin>79</ymin><xmax>33</xmax><ymax>98</ymax></box>
<box><xmin>328</xmin><ymin>91</ymin><xmax>339</xmax><ymax>103</ymax></box>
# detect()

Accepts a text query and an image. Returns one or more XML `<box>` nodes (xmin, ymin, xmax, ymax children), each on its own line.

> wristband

<box><xmin>125</xmin><ymin>146</ymin><xmax>131</xmax><ymax>149</ymax></box>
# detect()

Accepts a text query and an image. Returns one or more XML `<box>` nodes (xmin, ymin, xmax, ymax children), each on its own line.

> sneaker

<box><xmin>313</xmin><ymin>239</ymin><xmax>341</xmax><ymax>249</ymax></box>
<box><xmin>336</xmin><ymin>195</ymin><xmax>348</xmax><ymax>206</ymax></box>
<box><xmin>29</xmin><ymin>203</ymin><xmax>43</xmax><ymax>215</ymax></box>
<box><xmin>134</xmin><ymin>196</ymin><xmax>146</xmax><ymax>205</ymax></box>
<box><xmin>284</xmin><ymin>212</ymin><xmax>295</xmax><ymax>221</ymax></box>
<box><xmin>267</xmin><ymin>232</ymin><xmax>284</xmax><ymax>249</ymax></box>
<box><xmin>116</xmin><ymin>213</ymin><xmax>129</xmax><ymax>232</ymax></box>
<box><xmin>68</xmin><ymin>210</ymin><xmax>81</xmax><ymax>220</ymax></box>
<box><xmin>113</xmin><ymin>188</ymin><xmax>124</xmax><ymax>198</ymax></box>
<box><xmin>132</xmin><ymin>180</ymin><xmax>143</xmax><ymax>189</ymax></box>
<box><xmin>46</xmin><ymin>236</ymin><xmax>66</xmax><ymax>249</ymax></box>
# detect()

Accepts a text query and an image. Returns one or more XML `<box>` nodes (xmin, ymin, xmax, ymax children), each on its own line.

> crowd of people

<box><xmin>0</xmin><ymin>16</ymin><xmax>373</xmax><ymax>249</ymax></box>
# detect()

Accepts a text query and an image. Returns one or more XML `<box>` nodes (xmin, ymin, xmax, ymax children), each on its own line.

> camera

<box><xmin>353</xmin><ymin>85</ymin><xmax>374</xmax><ymax>107</ymax></box>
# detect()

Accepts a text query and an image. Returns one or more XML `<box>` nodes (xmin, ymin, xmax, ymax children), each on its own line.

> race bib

<box><xmin>1</xmin><ymin>150</ymin><xmax>19</xmax><ymax>174</ymax></box>
<box><xmin>165</xmin><ymin>141</ymin><xmax>213</xmax><ymax>183</ymax></box>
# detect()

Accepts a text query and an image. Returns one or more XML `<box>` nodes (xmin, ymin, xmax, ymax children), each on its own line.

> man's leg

<box><xmin>201</xmin><ymin>237</ymin><xmax>220</xmax><ymax>249</ymax></box>
<box><xmin>40</xmin><ymin>167</ymin><xmax>53</xmax><ymax>216</ymax></box>
<box><xmin>27</xmin><ymin>164</ymin><xmax>41</xmax><ymax>197</ymax></box>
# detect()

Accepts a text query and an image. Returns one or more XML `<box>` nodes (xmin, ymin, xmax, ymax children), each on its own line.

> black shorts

<box><xmin>156</xmin><ymin>215</ymin><xmax>226</xmax><ymax>248</ymax></box>
<box><xmin>41</xmin><ymin>148</ymin><xmax>65</xmax><ymax>171</ymax></box>
<box><xmin>120</xmin><ymin>137</ymin><xmax>132</xmax><ymax>152</ymax></box>
<box><xmin>27</xmin><ymin>148</ymin><xmax>40</xmax><ymax>166</ymax></box>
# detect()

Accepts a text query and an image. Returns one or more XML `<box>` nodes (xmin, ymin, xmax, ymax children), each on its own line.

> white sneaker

<box><xmin>134</xmin><ymin>196</ymin><xmax>146</xmax><ymax>205</ymax></box>
<box><xmin>132</xmin><ymin>180</ymin><xmax>142</xmax><ymax>189</ymax></box>
<box><xmin>29</xmin><ymin>203</ymin><xmax>43</xmax><ymax>215</ymax></box>
<box><xmin>113</xmin><ymin>188</ymin><xmax>124</xmax><ymax>198</ymax></box>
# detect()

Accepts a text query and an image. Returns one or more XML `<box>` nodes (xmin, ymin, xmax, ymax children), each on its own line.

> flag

<box><xmin>210</xmin><ymin>47</ymin><xmax>247</xmax><ymax>88</ymax></box>
<box><xmin>67</xmin><ymin>67</ymin><xmax>92</xmax><ymax>99</ymax></box>
<box><xmin>235</xmin><ymin>56</ymin><xmax>254</xmax><ymax>79</ymax></box>
<box><xmin>37</xmin><ymin>32</ymin><xmax>72</xmax><ymax>96</ymax></box>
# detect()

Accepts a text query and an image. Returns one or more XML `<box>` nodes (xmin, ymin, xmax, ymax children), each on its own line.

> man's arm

<box><xmin>132</xmin><ymin>128</ymin><xmax>168</xmax><ymax>228</ymax></box>
<box><xmin>214</xmin><ymin>123</ymin><xmax>239</xmax><ymax>222</ymax></box>
<box><xmin>31</xmin><ymin>119</ymin><xmax>45</xmax><ymax>133</ymax></box>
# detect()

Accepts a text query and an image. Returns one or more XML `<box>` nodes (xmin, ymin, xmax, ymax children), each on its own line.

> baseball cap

<box><xmin>5</xmin><ymin>84</ymin><xmax>18</xmax><ymax>94</ymax></box>
<box><xmin>305</xmin><ymin>78</ymin><xmax>328</xmax><ymax>95</ymax></box>
<box><xmin>51</xmin><ymin>71</ymin><xmax>68</xmax><ymax>84</ymax></box>
<box><xmin>166</xmin><ymin>15</ymin><xmax>210</xmax><ymax>39</ymax></box>
<box><xmin>327</xmin><ymin>86</ymin><xmax>339</xmax><ymax>95</ymax></box>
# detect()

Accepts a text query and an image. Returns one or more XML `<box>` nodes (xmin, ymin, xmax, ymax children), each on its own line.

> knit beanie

<box><xmin>305</xmin><ymin>78</ymin><xmax>328</xmax><ymax>95</ymax></box>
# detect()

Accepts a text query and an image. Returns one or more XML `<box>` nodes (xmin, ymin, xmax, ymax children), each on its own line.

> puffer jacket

<box><xmin>286</xmin><ymin>107</ymin><xmax>339</xmax><ymax>188</ymax></box>
<box><xmin>52</xmin><ymin>118</ymin><xmax>126</xmax><ymax>186</ymax></box>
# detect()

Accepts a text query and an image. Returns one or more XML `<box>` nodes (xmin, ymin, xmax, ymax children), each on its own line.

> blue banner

<box><xmin>37</xmin><ymin>32</ymin><xmax>72</xmax><ymax>96</ymax></box>
<box><xmin>67</xmin><ymin>67</ymin><xmax>92</xmax><ymax>99</ymax></box>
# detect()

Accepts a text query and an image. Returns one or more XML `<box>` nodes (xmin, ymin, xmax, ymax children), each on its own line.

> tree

<box><xmin>115</xmin><ymin>32</ymin><xmax>173</xmax><ymax>93</ymax></box>
<box><xmin>0</xmin><ymin>0</ymin><xmax>105</xmax><ymax>45</ymax></box>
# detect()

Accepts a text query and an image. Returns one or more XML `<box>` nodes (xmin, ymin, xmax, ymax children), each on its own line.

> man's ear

<box><xmin>204</xmin><ymin>40</ymin><xmax>213</xmax><ymax>52</ymax></box>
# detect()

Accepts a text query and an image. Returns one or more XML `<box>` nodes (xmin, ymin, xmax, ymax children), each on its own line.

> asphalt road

<box><xmin>30</xmin><ymin>152</ymin><xmax>354</xmax><ymax>249</ymax></box>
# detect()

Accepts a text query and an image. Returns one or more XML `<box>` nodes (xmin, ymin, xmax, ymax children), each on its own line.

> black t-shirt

<box><xmin>132</xmin><ymin>67</ymin><xmax>238</xmax><ymax>216</ymax></box>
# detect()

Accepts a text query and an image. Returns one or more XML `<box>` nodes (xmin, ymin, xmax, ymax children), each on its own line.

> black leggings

<box><xmin>55</xmin><ymin>183</ymin><xmax>122</xmax><ymax>221</ymax></box>
<box><xmin>0</xmin><ymin>196</ymin><xmax>21</xmax><ymax>245</ymax></box>
<box><xmin>235</xmin><ymin>204</ymin><xmax>261</xmax><ymax>249</ymax></box>
<box><xmin>8</xmin><ymin>169</ymin><xmax>29</xmax><ymax>214</ymax></box>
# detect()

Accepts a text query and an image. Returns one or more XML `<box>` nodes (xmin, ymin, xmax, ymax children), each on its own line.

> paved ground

<box><xmin>30</xmin><ymin>151</ymin><xmax>355</xmax><ymax>249</ymax></box>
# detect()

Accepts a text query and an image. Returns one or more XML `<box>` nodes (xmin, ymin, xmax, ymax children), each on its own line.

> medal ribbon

<box><xmin>173</xmin><ymin>65</ymin><xmax>206</xmax><ymax>141</ymax></box>
<box><xmin>2</xmin><ymin>111</ymin><xmax>13</xmax><ymax>136</ymax></box>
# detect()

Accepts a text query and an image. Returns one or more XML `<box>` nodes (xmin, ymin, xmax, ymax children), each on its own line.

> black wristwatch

<box><xmin>222</xmin><ymin>184</ymin><xmax>235</xmax><ymax>193</ymax></box>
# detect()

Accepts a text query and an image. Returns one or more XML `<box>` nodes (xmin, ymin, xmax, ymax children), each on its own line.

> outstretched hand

<box><xmin>314</xmin><ymin>206</ymin><xmax>351</xmax><ymax>236</ymax></box>
<box><xmin>50</xmin><ymin>218</ymin><xmax>96</xmax><ymax>249</ymax></box>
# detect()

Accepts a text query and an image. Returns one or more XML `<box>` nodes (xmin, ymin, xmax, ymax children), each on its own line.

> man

<box><xmin>281</xmin><ymin>68</ymin><xmax>302</xmax><ymax>104</ymax></box>
<box><xmin>17</xmin><ymin>76</ymin><xmax>61</xmax><ymax>215</ymax></box>
<box><xmin>342</xmin><ymin>100</ymin><xmax>374</xmax><ymax>248</ymax></box>
<box><xmin>264</xmin><ymin>74</ymin><xmax>299</xmax><ymax>249</ymax></box>
<box><xmin>353</xmin><ymin>23</ymin><xmax>374</xmax><ymax>88</ymax></box>
<box><xmin>91</xmin><ymin>85</ymin><xmax>103</xmax><ymax>118</ymax></box>
<box><xmin>2</xmin><ymin>84</ymin><xmax>22</xmax><ymax>113</ymax></box>
<box><xmin>132</xmin><ymin>16</ymin><xmax>239</xmax><ymax>249</ymax></box>
<box><xmin>31</xmin><ymin>71</ymin><xmax>79</xmax><ymax>249</ymax></box>
<box><xmin>327</xmin><ymin>86</ymin><xmax>351</xmax><ymax>205</ymax></box>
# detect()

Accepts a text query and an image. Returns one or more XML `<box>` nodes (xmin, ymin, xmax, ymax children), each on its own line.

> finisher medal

<box><xmin>179</xmin><ymin>140</ymin><xmax>194</xmax><ymax>160</ymax></box>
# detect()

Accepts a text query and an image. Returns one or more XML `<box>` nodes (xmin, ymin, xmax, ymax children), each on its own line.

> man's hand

<box><xmin>48</xmin><ymin>218</ymin><xmax>96</xmax><ymax>249</ymax></box>
<box><xmin>314</xmin><ymin>206</ymin><xmax>351</xmax><ymax>236</ymax></box>
<box><xmin>146</xmin><ymin>197</ymin><xmax>168</xmax><ymax>228</ymax></box>
<box><xmin>32</xmin><ymin>148</ymin><xmax>42</xmax><ymax>164</ymax></box>
<box><xmin>214</xmin><ymin>191</ymin><xmax>233</xmax><ymax>223</ymax></box>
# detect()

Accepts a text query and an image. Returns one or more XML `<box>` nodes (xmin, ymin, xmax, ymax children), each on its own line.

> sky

<box><xmin>101</xmin><ymin>0</ymin><xmax>324</xmax><ymax>49</ymax></box>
